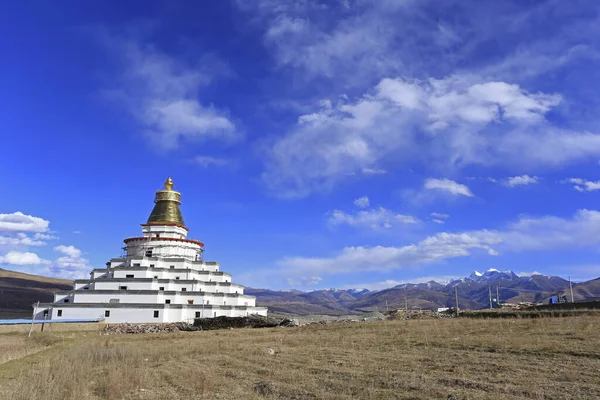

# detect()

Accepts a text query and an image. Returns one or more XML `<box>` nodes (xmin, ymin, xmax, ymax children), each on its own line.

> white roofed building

<box><xmin>36</xmin><ymin>178</ymin><xmax>267</xmax><ymax>323</ymax></box>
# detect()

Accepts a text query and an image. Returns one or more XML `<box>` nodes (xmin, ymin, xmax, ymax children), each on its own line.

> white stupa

<box><xmin>37</xmin><ymin>178</ymin><xmax>267</xmax><ymax>323</ymax></box>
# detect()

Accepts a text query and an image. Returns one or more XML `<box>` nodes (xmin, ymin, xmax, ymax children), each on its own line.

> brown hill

<box><xmin>0</xmin><ymin>268</ymin><xmax>71</xmax><ymax>319</ymax></box>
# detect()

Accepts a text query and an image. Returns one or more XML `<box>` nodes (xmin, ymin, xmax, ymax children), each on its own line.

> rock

<box><xmin>101</xmin><ymin>322</ymin><xmax>198</xmax><ymax>335</ymax></box>
<box><xmin>267</xmin><ymin>348</ymin><xmax>275</xmax><ymax>355</ymax></box>
<box><xmin>192</xmin><ymin>315</ymin><xmax>296</xmax><ymax>331</ymax></box>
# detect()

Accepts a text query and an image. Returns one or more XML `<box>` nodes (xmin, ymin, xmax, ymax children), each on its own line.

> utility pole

<box><xmin>496</xmin><ymin>286</ymin><xmax>500</xmax><ymax>307</ymax></box>
<box><xmin>386</xmin><ymin>300</ymin><xmax>389</xmax><ymax>312</ymax></box>
<box><xmin>454</xmin><ymin>286</ymin><xmax>459</xmax><ymax>316</ymax></box>
<box><xmin>569</xmin><ymin>276</ymin><xmax>575</xmax><ymax>303</ymax></box>
<box><xmin>489</xmin><ymin>286</ymin><xmax>493</xmax><ymax>309</ymax></box>
<box><xmin>28</xmin><ymin>301</ymin><xmax>39</xmax><ymax>338</ymax></box>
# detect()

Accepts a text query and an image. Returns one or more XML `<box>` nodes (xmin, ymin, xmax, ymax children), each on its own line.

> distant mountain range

<box><xmin>0</xmin><ymin>267</ymin><xmax>598</xmax><ymax>318</ymax></box>
<box><xmin>247</xmin><ymin>269</ymin><xmax>600</xmax><ymax>315</ymax></box>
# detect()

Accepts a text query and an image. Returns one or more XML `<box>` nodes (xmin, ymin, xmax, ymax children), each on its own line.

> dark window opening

<box><xmin>153</xmin><ymin>311</ymin><xmax>159</xmax><ymax>318</ymax></box>
<box><xmin>105</xmin><ymin>310</ymin><xmax>110</xmax><ymax>317</ymax></box>
<box><xmin>181</xmin><ymin>288</ymin><xmax>187</xmax><ymax>292</ymax></box>
<box><xmin>153</xmin><ymin>276</ymin><xmax>158</xmax><ymax>279</ymax></box>
<box><xmin>150</xmin><ymin>264</ymin><xmax>155</xmax><ymax>268</ymax></box>
<box><xmin>175</xmin><ymin>277</ymin><xmax>180</xmax><ymax>280</ymax></box>
<box><xmin>155</xmin><ymin>234</ymin><xmax>160</xmax><ymax>237</ymax></box>
<box><xmin>195</xmin><ymin>312</ymin><xmax>201</xmax><ymax>318</ymax></box>
<box><xmin>57</xmin><ymin>310</ymin><xmax>63</xmax><ymax>317</ymax></box>
<box><xmin>43</xmin><ymin>310</ymin><xmax>48</xmax><ymax>316</ymax></box>
<box><xmin>214</xmin><ymin>312</ymin><xmax>217</xmax><ymax>317</ymax></box>
<box><xmin>159</xmin><ymin>287</ymin><xmax>165</xmax><ymax>291</ymax></box>
<box><xmin>145</xmin><ymin>250</ymin><xmax>153</xmax><ymax>257</ymax></box>
<box><xmin>125</xmin><ymin>274</ymin><xmax>134</xmax><ymax>278</ymax></box>
<box><xmin>119</xmin><ymin>286</ymin><xmax>127</xmax><ymax>290</ymax></box>
<box><xmin>170</xmin><ymin>265</ymin><xmax>175</xmax><ymax>269</ymax></box>
<box><xmin>64</xmin><ymin>299</ymin><xmax>69</xmax><ymax>303</ymax></box>
<box><xmin>165</xmin><ymin>299</ymin><xmax>171</xmax><ymax>304</ymax></box>
<box><xmin>133</xmin><ymin>263</ymin><xmax>140</xmax><ymax>267</ymax></box>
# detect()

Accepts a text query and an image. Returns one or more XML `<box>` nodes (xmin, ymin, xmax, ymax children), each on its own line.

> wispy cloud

<box><xmin>328</xmin><ymin>207</ymin><xmax>418</xmax><ymax>230</ymax></box>
<box><xmin>240</xmin><ymin>1</ymin><xmax>600</xmax><ymax>197</ymax></box>
<box><xmin>260</xmin><ymin>74</ymin><xmax>585</xmax><ymax>197</ymax></box>
<box><xmin>362</xmin><ymin>168</ymin><xmax>387</xmax><ymax>175</ymax></box>
<box><xmin>278</xmin><ymin>208</ymin><xmax>600</xmax><ymax>277</ymax></box>
<box><xmin>287</xmin><ymin>276</ymin><xmax>322</xmax><ymax>287</ymax></box>
<box><xmin>52</xmin><ymin>245</ymin><xmax>90</xmax><ymax>279</ymax></box>
<box><xmin>564</xmin><ymin>178</ymin><xmax>600</xmax><ymax>192</ymax></box>
<box><xmin>505</xmin><ymin>175</ymin><xmax>539</xmax><ymax>187</ymax></box>
<box><xmin>101</xmin><ymin>30</ymin><xmax>238</xmax><ymax>150</ymax></box>
<box><xmin>424</xmin><ymin>179</ymin><xmax>473</xmax><ymax>197</ymax></box>
<box><xmin>431</xmin><ymin>212</ymin><xmax>450</xmax><ymax>219</ymax></box>
<box><xmin>191</xmin><ymin>155</ymin><xmax>232</xmax><ymax>168</ymax></box>
<box><xmin>353</xmin><ymin>196</ymin><xmax>369</xmax><ymax>208</ymax></box>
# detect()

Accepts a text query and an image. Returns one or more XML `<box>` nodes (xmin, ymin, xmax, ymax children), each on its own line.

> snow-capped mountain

<box><xmin>467</xmin><ymin>269</ymin><xmax>520</xmax><ymax>283</ymax></box>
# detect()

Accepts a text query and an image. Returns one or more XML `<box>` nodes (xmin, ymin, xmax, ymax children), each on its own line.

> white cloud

<box><xmin>353</xmin><ymin>196</ymin><xmax>370</xmax><ymax>208</ymax></box>
<box><xmin>362</xmin><ymin>168</ymin><xmax>387</xmax><ymax>175</ymax></box>
<box><xmin>261</xmin><ymin>74</ymin><xmax>581</xmax><ymax>197</ymax></box>
<box><xmin>287</xmin><ymin>276</ymin><xmax>323</xmax><ymax>287</ymax></box>
<box><xmin>565</xmin><ymin>178</ymin><xmax>600</xmax><ymax>192</ymax></box>
<box><xmin>424</xmin><ymin>178</ymin><xmax>474</xmax><ymax>197</ymax></box>
<box><xmin>0</xmin><ymin>212</ymin><xmax>49</xmax><ymax>233</ymax></box>
<box><xmin>191</xmin><ymin>156</ymin><xmax>231</xmax><ymax>168</ymax></box>
<box><xmin>0</xmin><ymin>235</ymin><xmax>46</xmax><ymax>247</ymax></box>
<box><xmin>516</xmin><ymin>271</ymin><xmax>544</xmax><ymax>277</ymax></box>
<box><xmin>279</xmin><ymin>230</ymin><xmax>501</xmax><ymax>275</ymax></box>
<box><xmin>240</xmin><ymin>1</ymin><xmax>600</xmax><ymax>197</ymax></box>
<box><xmin>33</xmin><ymin>233</ymin><xmax>58</xmax><ymax>240</ymax></box>
<box><xmin>53</xmin><ymin>245</ymin><xmax>90</xmax><ymax>279</ymax></box>
<box><xmin>279</xmin><ymin>209</ymin><xmax>600</xmax><ymax>277</ymax></box>
<box><xmin>103</xmin><ymin>33</ymin><xmax>238</xmax><ymax>150</ymax></box>
<box><xmin>0</xmin><ymin>251</ymin><xmax>51</xmax><ymax>265</ymax></box>
<box><xmin>432</xmin><ymin>219</ymin><xmax>445</xmax><ymax>225</ymax></box>
<box><xmin>431</xmin><ymin>212</ymin><xmax>450</xmax><ymax>219</ymax></box>
<box><xmin>54</xmin><ymin>245</ymin><xmax>82</xmax><ymax>258</ymax></box>
<box><xmin>505</xmin><ymin>175</ymin><xmax>538</xmax><ymax>187</ymax></box>
<box><xmin>328</xmin><ymin>207</ymin><xmax>418</xmax><ymax>230</ymax></box>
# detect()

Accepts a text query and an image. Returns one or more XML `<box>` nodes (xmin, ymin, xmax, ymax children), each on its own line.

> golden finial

<box><xmin>164</xmin><ymin>177</ymin><xmax>174</xmax><ymax>191</ymax></box>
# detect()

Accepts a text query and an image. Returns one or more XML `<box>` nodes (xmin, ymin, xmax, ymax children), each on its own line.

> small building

<box><xmin>35</xmin><ymin>178</ymin><xmax>267</xmax><ymax>323</ymax></box>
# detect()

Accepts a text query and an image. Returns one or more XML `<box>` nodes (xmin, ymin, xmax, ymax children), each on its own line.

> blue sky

<box><xmin>1</xmin><ymin>0</ymin><xmax>600</xmax><ymax>290</ymax></box>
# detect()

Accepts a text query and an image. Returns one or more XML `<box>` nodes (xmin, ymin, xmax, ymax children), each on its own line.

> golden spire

<box><xmin>146</xmin><ymin>177</ymin><xmax>186</xmax><ymax>227</ymax></box>
<box><xmin>164</xmin><ymin>177</ymin><xmax>174</xmax><ymax>191</ymax></box>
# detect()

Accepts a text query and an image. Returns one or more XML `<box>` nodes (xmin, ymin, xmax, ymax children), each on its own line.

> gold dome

<box><xmin>146</xmin><ymin>177</ymin><xmax>186</xmax><ymax>227</ymax></box>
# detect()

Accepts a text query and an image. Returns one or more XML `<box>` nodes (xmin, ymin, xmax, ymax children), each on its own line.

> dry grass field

<box><xmin>0</xmin><ymin>317</ymin><xmax>599</xmax><ymax>399</ymax></box>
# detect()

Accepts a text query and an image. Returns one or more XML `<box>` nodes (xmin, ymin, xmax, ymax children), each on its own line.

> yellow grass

<box><xmin>0</xmin><ymin>317</ymin><xmax>599</xmax><ymax>399</ymax></box>
<box><xmin>0</xmin><ymin>268</ymin><xmax>71</xmax><ymax>285</ymax></box>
